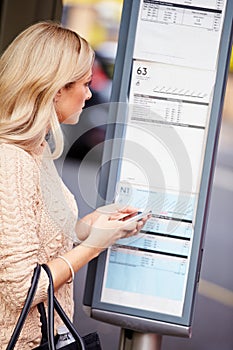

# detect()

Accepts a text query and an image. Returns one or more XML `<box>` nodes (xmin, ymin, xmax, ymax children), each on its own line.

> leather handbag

<box><xmin>6</xmin><ymin>264</ymin><xmax>102</xmax><ymax>350</ymax></box>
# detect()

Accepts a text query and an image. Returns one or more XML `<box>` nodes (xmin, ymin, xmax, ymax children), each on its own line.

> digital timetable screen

<box><xmin>85</xmin><ymin>0</ymin><xmax>233</xmax><ymax>335</ymax></box>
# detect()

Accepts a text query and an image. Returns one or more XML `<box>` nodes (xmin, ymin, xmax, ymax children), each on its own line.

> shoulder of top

<box><xmin>0</xmin><ymin>143</ymin><xmax>36</xmax><ymax>164</ymax></box>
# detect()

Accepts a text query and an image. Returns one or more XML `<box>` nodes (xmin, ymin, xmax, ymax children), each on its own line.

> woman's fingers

<box><xmin>81</xmin><ymin>207</ymin><xmax>151</xmax><ymax>250</ymax></box>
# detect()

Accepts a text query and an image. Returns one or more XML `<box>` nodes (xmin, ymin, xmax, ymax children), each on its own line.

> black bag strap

<box><xmin>6</xmin><ymin>264</ymin><xmax>41</xmax><ymax>350</ymax></box>
<box><xmin>37</xmin><ymin>302</ymin><xmax>48</xmax><ymax>345</ymax></box>
<box><xmin>41</xmin><ymin>264</ymin><xmax>85</xmax><ymax>350</ymax></box>
<box><xmin>7</xmin><ymin>263</ymin><xmax>86</xmax><ymax>350</ymax></box>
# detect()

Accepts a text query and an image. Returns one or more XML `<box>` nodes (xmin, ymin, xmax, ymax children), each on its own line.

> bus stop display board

<box><xmin>83</xmin><ymin>0</ymin><xmax>233</xmax><ymax>337</ymax></box>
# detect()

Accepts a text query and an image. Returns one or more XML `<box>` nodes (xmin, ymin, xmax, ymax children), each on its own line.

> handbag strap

<box><xmin>41</xmin><ymin>264</ymin><xmax>86</xmax><ymax>350</ymax></box>
<box><xmin>7</xmin><ymin>263</ymin><xmax>86</xmax><ymax>350</ymax></box>
<box><xmin>6</xmin><ymin>264</ymin><xmax>41</xmax><ymax>350</ymax></box>
<box><xmin>37</xmin><ymin>302</ymin><xmax>48</xmax><ymax>345</ymax></box>
<box><xmin>54</xmin><ymin>296</ymin><xmax>85</xmax><ymax>349</ymax></box>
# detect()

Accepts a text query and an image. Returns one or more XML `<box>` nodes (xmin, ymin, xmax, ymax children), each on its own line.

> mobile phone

<box><xmin>119</xmin><ymin>210</ymin><xmax>151</xmax><ymax>223</ymax></box>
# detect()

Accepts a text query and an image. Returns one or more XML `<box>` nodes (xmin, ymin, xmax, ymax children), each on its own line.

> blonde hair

<box><xmin>0</xmin><ymin>21</ymin><xmax>94</xmax><ymax>158</ymax></box>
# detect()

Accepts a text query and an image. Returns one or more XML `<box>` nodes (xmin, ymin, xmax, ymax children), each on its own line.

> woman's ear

<box><xmin>54</xmin><ymin>89</ymin><xmax>62</xmax><ymax>103</ymax></box>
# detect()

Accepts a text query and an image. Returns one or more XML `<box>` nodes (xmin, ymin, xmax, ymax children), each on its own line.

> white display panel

<box><xmin>99</xmin><ymin>0</ymin><xmax>228</xmax><ymax>319</ymax></box>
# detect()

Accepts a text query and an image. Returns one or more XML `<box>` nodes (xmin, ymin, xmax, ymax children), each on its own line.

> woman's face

<box><xmin>55</xmin><ymin>68</ymin><xmax>92</xmax><ymax>124</ymax></box>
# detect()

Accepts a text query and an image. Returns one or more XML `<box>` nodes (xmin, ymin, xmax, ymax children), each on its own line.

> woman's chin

<box><xmin>63</xmin><ymin>112</ymin><xmax>81</xmax><ymax>125</ymax></box>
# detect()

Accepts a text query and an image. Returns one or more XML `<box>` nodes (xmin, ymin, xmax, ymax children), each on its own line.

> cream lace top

<box><xmin>0</xmin><ymin>143</ymin><xmax>78</xmax><ymax>349</ymax></box>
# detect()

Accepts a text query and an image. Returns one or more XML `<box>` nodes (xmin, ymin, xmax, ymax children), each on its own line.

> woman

<box><xmin>0</xmin><ymin>22</ymin><xmax>147</xmax><ymax>349</ymax></box>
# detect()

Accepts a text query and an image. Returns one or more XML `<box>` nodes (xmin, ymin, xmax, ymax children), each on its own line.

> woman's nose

<box><xmin>86</xmin><ymin>88</ymin><xmax>92</xmax><ymax>100</ymax></box>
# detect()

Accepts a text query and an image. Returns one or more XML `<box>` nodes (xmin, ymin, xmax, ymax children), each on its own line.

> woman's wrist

<box><xmin>47</xmin><ymin>243</ymin><xmax>103</xmax><ymax>290</ymax></box>
<box><xmin>57</xmin><ymin>255</ymin><xmax>75</xmax><ymax>283</ymax></box>
<box><xmin>79</xmin><ymin>241</ymin><xmax>104</xmax><ymax>257</ymax></box>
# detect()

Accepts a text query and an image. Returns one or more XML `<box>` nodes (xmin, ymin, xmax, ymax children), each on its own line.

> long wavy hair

<box><xmin>0</xmin><ymin>21</ymin><xmax>94</xmax><ymax>158</ymax></box>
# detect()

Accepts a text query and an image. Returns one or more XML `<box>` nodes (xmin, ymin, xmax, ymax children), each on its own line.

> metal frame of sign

<box><xmin>83</xmin><ymin>0</ymin><xmax>233</xmax><ymax>336</ymax></box>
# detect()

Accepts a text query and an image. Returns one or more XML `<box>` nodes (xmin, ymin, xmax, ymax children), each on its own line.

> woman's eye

<box><xmin>85</xmin><ymin>80</ymin><xmax>92</xmax><ymax>87</ymax></box>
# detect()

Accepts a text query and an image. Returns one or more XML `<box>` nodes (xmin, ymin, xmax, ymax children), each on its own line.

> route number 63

<box><xmin>137</xmin><ymin>66</ymin><xmax>148</xmax><ymax>75</ymax></box>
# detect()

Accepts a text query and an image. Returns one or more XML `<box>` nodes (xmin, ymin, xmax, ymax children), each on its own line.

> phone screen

<box><xmin>119</xmin><ymin>211</ymin><xmax>142</xmax><ymax>221</ymax></box>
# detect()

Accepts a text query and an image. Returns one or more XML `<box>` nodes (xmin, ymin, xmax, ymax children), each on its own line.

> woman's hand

<box><xmin>75</xmin><ymin>204</ymin><xmax>150</xmax><ymax>250</ymax></box>
<box><xmin>81</xmin><ymin>212</ymin><xmax>143</xmax><ymax>251</ymax></box>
